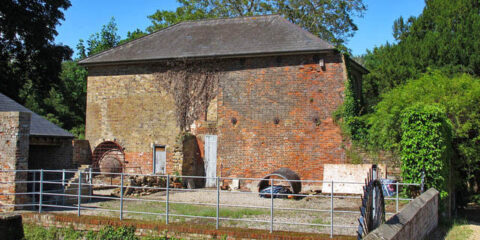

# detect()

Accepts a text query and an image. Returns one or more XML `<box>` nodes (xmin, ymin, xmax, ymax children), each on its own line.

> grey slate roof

<box><xmin>0</xmin><ymin>93</ymin><xmax>74</xmax><ymax>138</ymax></box>
<box><xmin>79</xmin><ymin>15</ymin><xmax>335</xmax><ymax>65</ymax></box>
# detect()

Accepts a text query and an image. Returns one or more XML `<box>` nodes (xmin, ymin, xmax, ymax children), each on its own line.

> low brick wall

<box><xmin>365</xmin><ymin>188</ymin><xmax>439</xmax><ymax>240</ymax></box>
<box><xmin>20</xmin><ymin>212</ymin><xmax>354</xmax><ymax>240</ymax></box>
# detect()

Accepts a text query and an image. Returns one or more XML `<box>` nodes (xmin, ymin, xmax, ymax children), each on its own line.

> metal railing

<box><xmin>0</xmin><ymin>169</ymin><xmax>421</xmax><ymax>238</ymax></box>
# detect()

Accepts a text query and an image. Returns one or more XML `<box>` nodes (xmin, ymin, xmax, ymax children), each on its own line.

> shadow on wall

<box><xmin>181</xmin><ymin>134</ymin><xmax>205</xmax><ymax>188</ymax></box>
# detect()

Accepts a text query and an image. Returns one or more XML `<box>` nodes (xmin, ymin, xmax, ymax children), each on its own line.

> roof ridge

<box><xmin>178</xmin><ymin>14</ymin><xmax>281</xmax><ymax>24</ymax></box>
<box><xmin>79</xmin><ymin>15</ymin><xmax>281</xmax><ymax>64</ymax></box>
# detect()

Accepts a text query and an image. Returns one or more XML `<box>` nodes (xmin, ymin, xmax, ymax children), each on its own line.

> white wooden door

<box><xmin>204</xmin><ymin>135</ymin><xmax>217</xmax><ymax>187</ymax></box>
<box><xmin>154</xmin><ymin>146</ymin><xmax>166</xmax><ymax>174</ymax></box>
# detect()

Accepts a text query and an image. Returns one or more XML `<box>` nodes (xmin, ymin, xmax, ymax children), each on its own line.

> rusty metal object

<box><xmin>258</xmin><ymin>168</ymin><xmax>302</xmax><ymax>194</ymax></box>
<box><xmin>92</xmin><ymin>141</ymin><xmax>125</xmax><ymax>174</ymax></box>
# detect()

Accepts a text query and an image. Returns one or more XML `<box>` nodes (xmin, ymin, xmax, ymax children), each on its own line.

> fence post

<box><xmin>396</xmin><ymin>182</ymin><xmax>399</xmax><ymax>213</ymax></box>
<box><xmin>330</xmin><ymin>180</ymin><xmax>333</xmax><ymax>238</ymax></box>
<box><xmin>77</xmin><ymin>170</ymin><xmax>82</xmax><ymax>216</ymax></box>
<box><xmin>120</xmin><ymin>172</ymin><xmax>124</xmax><ymax>220</ymax></box>
<box><xmin>32</xmin><ymin>171</ymin><xmax>36</xmax><ymax>210</ymax></box>
<box><xmin>166</xmin><ymin>174</ymin><xmax>169</xmax><ymax>224</ymax></box>
<box><xmin>270</xmin><ymin>178</ymin><xmax>274</xmax><ymax>233</ymax></box>
<box><xmin>216</xmin><ymin>177</ymin><xmax>220</xmax><ymax>230</ymax></box>
<box><xmin>89</xmin><ymin>167</ymin><xmax>93</xmax><ymax>200</ymax></box>
<box><xmin>38</xmin><ymin>170</ymin><xmax>43</xmax><ymax>213</ymax></box>
<box><xmin>421</xmin><ymin>170</ymin><xmax>425</xmax><ymax>193</ymax></box>
<box><xmin>62</xmin><ymin>169</ymin><xmax>65</xmax><ymax>206</ymax></box>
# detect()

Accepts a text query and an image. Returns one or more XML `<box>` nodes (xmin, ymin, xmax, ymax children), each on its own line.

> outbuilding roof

<box><xmin>0</xmin><ymin>93</ymin><xmax>74</xmax><ymax>138</ymax></box>
<box><xmin>79</xmin><ymin>15</ymin><xmax>335</xmax><ymax>65</ymax></box>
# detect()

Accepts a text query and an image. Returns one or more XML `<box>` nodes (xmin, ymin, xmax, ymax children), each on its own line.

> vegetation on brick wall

<box><xmin>334</xmin><ymin>55</ymin><xmax>366</xmax><ymax>142</ymax></box>
<box><xmin>154</xmin><ymin>60</ymin><xmax>222</xmax><ymax>131</ymax></box>
<box><xmin>400</xmin><ymin>104</ymin><xmax>452</xmax><ymax>199</ymax></box>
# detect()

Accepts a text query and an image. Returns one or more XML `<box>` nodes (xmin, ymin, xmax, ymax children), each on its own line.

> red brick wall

<box><xmin>217</xmin><ymin>53</ymin><xmax>347</xmax><ymax>181</ymax></box>
<box><xmin>86</xmin><ymin>53</ymin><xmax>348</xmax><ymax>180</ymax></box>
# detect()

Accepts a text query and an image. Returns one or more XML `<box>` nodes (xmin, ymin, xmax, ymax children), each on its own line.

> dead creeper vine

<box><xmin>154</xmin><ymin>60</ymin><xmax>222</xmax><ymax>131</ymax></box>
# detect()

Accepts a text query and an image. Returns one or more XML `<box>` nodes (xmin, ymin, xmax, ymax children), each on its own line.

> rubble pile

<box><xmin>112</xmin><ymin>175</ymin><xmax>166</xmax><ymax>197</ymax></box>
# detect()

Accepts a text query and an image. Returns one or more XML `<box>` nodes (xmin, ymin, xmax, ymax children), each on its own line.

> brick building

<box><xmin>79</xmin><ymin>15</ymin><xmax>366</xmax><ymax>186</ymax></box>
<box><xmin>0</xmin><ymin>93</ymin><xmax>76</xmax><ymax>210</ymax></box>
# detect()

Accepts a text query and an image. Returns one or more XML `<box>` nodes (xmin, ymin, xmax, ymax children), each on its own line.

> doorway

<box><xmin>153</xmin><ymin>145</ymin><xmax>166</xmax><ymax>174</ymax></box>
<box><xmin>204</xmin><ymin>135</ymin><xmax>217</xmax><ymax>187</ymax></box>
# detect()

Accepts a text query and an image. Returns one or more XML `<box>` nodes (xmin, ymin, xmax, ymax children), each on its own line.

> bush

<box><xmin>362</xmin><ymin>72</ymin><xmax>480</xmax><ymax>192</ymax></box>
<box><xmin>400</xmin><ymin>104</ymin><xmax>452</xmax><ymax>199</ymax></box>
<box><xmin>85</xmin><ymin>226</ymin><xmax>138</xmax><ymax>240</ymax></box>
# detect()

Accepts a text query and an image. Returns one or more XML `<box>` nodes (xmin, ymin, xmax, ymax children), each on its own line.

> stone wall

<box><xmin>85</xmin><ymin>53</ymin><xmax>353</xmax><ymax>180</ymax></box>
<box><xmin>72</xmin><ymin>140</ymin><xmax>92</xmax><ymax>166</ymax></box>
<box><xmin>364</xmin><ymin>188</ymin><xmax>439</xmax><ymax>240</ymax></box>
<box><xmin>0</xmin><ymin>112</ymin><xmax>30</xmax><ymax>211</ymax></box>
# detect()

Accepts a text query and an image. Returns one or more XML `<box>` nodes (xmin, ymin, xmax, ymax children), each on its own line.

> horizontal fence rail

<box><xmin>0</xmin><ymin>169</ymin><xmax>421</xmax><ymax>238</ymax></box>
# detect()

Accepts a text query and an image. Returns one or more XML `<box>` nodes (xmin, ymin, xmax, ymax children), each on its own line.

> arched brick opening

<box><xmin>92</xmin><ymin>141</ymin><xmax>125</xmax><ymax>174</ymax></box>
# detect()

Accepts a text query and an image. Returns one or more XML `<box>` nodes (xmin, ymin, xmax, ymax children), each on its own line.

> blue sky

<box><xmin>54</xmin><ymin>0</ymin><xmax>425</xmax><ymax>57</ymax></box>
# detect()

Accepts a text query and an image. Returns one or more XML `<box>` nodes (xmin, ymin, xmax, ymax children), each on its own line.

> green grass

<box><xmin>311</xmin><ymin>218</ymin><xmax>330</xmax><ymax>225</ymax></box>
<box><xmin>100</xmin><ymin>200</ymin><xmax>268</xmax><ymax>220</ymax></box>
<box><xmin>23</xmin><ymin>224</ymin><xmax>182</xmax><ymax>240</ymax></box>
<box><xmin>444</xmin><ymin>220</ymin><xmax>474</xmax><ymax>240</ymax></box>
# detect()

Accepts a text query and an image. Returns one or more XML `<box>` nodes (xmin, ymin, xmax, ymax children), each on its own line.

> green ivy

<box><xmin>336</xmin><ymin>55</ymin><xmax>367</xmax><ymax>142</ymax></box>
<box><xmin>400</xmin><ymin>104</ymin><xmax>452</xmax><ymax>199</ymax></box>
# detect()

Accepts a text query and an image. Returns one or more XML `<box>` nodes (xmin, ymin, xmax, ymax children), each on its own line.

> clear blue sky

<box><xmin>54</xmin><ymin>0</ymin><xmax>425</xmax><ymax>57</ymax></box>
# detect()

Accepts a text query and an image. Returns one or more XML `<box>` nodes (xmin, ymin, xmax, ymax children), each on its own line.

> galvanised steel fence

<box><xmin>0</xmin><ymin>169</ymin><xmax>421</xmax><ymax>238</ymax></box>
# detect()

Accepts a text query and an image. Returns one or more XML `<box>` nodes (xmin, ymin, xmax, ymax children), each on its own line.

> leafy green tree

<box><xmin>400</xmin><ymin>104</ymin><xmax>452</xmax><ymax>199</ymax></box>
<box><xmin>364</xmin><ymin>72</ymin><xmax>480</xmax><ymax>193</ymax></box>
<box><xmin>118</xmin><ymin>29</ymin><xmax>148</xmax><ymax>45</ymax></box>
<box><xmin>0</xmin><ymin>0</ymin><xmax>72</xmax><ymax>106</ymax></box>
<box><xmin>76</xmin><ymin>17</ymin><xmax>121</xmax><ymax>58</ymax></box>
<box><xmin>147</xmin><ymin>0</ymin><xmax>366</xmax><ymax>50</ymax></box>
<box><xmin>362</xmin><ymin>0</ymin><xmax>480</xmax><ymax>108</ymax></box>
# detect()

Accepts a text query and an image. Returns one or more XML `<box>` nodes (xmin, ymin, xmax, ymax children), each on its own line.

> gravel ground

<box><xmin>51</xmin><ymin>188</ymin><xmax>407</xmax><ymax>237</ymax></box>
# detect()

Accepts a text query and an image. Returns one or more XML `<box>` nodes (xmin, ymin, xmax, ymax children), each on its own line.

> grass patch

<box><xmin>311</xmin><ymin>218</ymin><xmax>330</xmax><ymax>225</ymax></box>
<box><xmin>101</xmin><ymin>200</ymin><xmax>268</xmax><ymax>220</ymax></box>
<box><xmin>24</xmin><ymin>224</ymin><xmax>182</xmax><ymax>240</ymax></box>
<box><xmin>444</xmin><ymin>220</ymin><xmax>474</xmax><ymax>240</ymax></box>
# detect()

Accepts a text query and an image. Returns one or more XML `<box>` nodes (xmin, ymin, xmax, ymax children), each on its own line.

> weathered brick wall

<box><xmin>72</xmin><ymin>140</ymin><xmax>92</xmax><ymax>166</ymax></box>
<box><xmin>21</xmin><ymin>213</ymin><xmax>346</xmax><ymax>240</ymax></box>
<box><xmin>86</xmin><ymin>64</ymin><xmax>179</xmax><ymax>174</ymax></box>
<box><xmin>85</xmin><ymin>52</ymin><xmax>348</xmax><ymax>180</ymax></box>
<box><xmin>364</xmin><ymin>188</ymin><xmax>439</xmax><ymax>240</ymax></box>
<box><xmin>0</xmin><ymin>112</ymin><xmax>30</xmax><ymax>211</ymax></box>
<box><xmin>217</xmin><ymin>53</ymin><xmax>346</xmax><ymax>181</ymax></box>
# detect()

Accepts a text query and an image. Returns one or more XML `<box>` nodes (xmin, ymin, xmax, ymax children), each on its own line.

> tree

<box><xmin>76</xmin><ymin>17</ymin><xmax>121</xmax><ymax>58</ymax></box>
<box><xmin>0</xmin><ymin>0</ymin><xmax>72</xmax><ymax>106</ymax></box>
<box><xmin>364</xmin><ymin>72</ymin><xmax>480</xmax><ymax>194</ymax></box>
<box><xmin>118</xmin><ymin>29</ymin><xmax>148</xmax><ymax>45</ymax></box>
<box><xmin>362</xmin><ymin>0</ymin><xmax>480</xmax><ymax>108</ymax></box>
<box><xmin>147</xmin><ymin>0</ymin><xmax>366</xmax><ymax>50</ymax></box>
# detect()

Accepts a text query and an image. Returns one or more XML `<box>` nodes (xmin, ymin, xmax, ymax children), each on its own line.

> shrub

<box><xmin>400</xmin><ymin>104</ymin><xmax>452</xmax><ymax>199</ymax></box>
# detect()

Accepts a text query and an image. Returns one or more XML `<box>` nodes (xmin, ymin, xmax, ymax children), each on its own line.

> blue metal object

<box><xmin>259</xmin><ymin>185</ymin><xmax>292</xmax><ymax>198</ymax></box>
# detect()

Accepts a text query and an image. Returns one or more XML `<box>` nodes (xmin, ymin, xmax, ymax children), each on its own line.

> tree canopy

<box><xmin>0</xmin><ymin>0</ymin><xmax>72</xmax><ymax>106</ymax></box>
<box><xmin>362</xmin><ymin>0</ymin><xmax>480</xmax><ymax>108</ymax></box>
<box><xmin>147</xmin><ymin>0</ymin><xmax>366</xmax><ymax>51</ymax></box>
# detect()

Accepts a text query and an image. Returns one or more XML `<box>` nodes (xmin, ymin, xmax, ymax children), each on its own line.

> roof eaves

<box><xmin>80</xmin><ymin>49</ymin><xmax>338</xmax><ymax>67</ymax></box>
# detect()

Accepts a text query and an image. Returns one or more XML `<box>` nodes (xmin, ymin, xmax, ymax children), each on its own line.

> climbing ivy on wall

<box><xmin>400</xmin><ymin>104</ymin><xmax>452</xmax><ymax>199</ymax></box>
<box><xmin>154</xmin><ymin>60</ymin><xmax>223</xmax><ymax>131</ymax></box>
<box><xmin>335</xmin><ymin>54</ymin><xmax>367</xmax><ymax>141</ymax></box>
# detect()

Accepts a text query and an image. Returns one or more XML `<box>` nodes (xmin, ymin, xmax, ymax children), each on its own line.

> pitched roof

<box><xmin>79</xmin><ymin>15</ymin><xmax>335</xmax><ymax>65</ymax></box>
<box><xmin>0</xmin><ymin>93</ymin><xmax>74</xmax><ymax>138</ymax></box>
